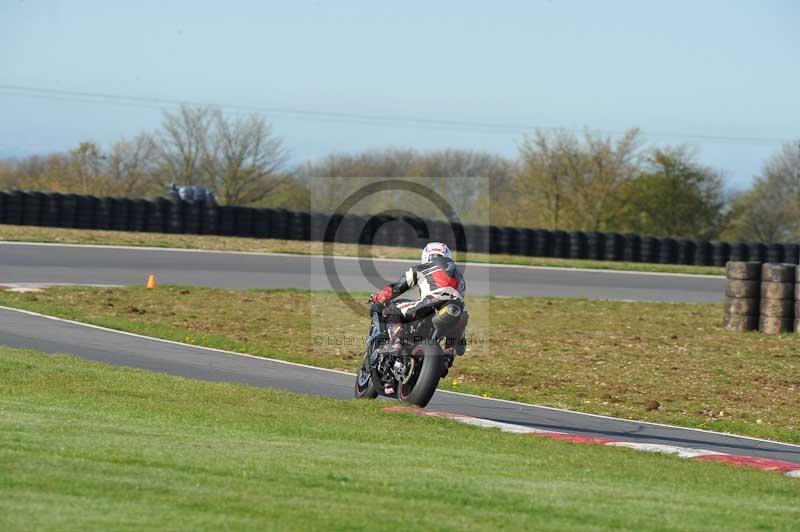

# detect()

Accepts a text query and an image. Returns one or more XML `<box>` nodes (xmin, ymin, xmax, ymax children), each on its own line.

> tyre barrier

<box><xmin>724</xmin><ymin>261</ymin><xmax>800</xmax><ymax>335</ymax></box>
<box><xmin>76</xmin><ymin>195</ymin><xmax>97</xmax><ymax>229</ymax></box>
<box><xmin>658</xmin><ymin>237</ymin><xmax>677</xmax><ymax>264</ymax></box>
<box><xmin>43</xmin><ymin>192</ymin><xmax>62</xmax><ymax>228</ymax></box>
<box><xmin>533</xmin><ymin>229</ymin><xmax>553</xmax><ymax>257</ymax></box>
<box><xmin>785</xmin><ymin>244</ymin><xmax>800</xmax><ymax>265</ymax></box>
<box><xmin>3</xmin><ymin>189</ymin><xmax>800</xmax><ymax>269</ymax></box>
<box><xmin>728</xmin><ymin>242</ymin><xmax>748</xmax><ymax>262</ymax></box>
<box><xmin>5</xmin><ymin>191</ymin><xmax>24</xmax><ymax>225</ymax></box>
<box><xmin>96</xmin><ymin>197</ymin><xmax>112</xmax><ymax>230</ymax></box>
<box><xmin>711</xmin><ymin>241</ymin><xmax>730</xmax><ymax>267</ymax></box>
<box><xmin>61</xmin><ymin>194</ymin><xmax>78</xmax><ymax>228</ymax></box>
<box><xmin>552</xmin><ymin>230</ymin><xmax>569</xmax><ymax>259</ymax></box>
<box><xmin>22</xmin><ymin>191</ymin><xmax>44</xmax><ymax>226</ymax></box>
<box><xmin>604</xmin><ymin>232</ymin><xmax>624</xmax><ymax>261</ymax></box>
<box><xmin>693</xmin><ymin>240</ymin><xmax>711</xmax><ymax>266</ymax></box>
<box><xmin>623</xmin><ymin>233</ymin><xmax>641</xmax><ymax>262</ymax></box>
<box><xmin>723</xmin><ymin>261</ymin><xmax>761</xmax><ymax>332</ymax></box>
<box><xmin>110</xmin><ymin>198</ymin><xmax>130</xmax><ymax>231</ymax></box>
<box><xmin>795</xmin><ymin>269</ymin><xmax>800</xmax><ymax>333</ymax></box>
<box><xmin>568</xmin><ymin>231</ymin><xmax>587</xmax><ymax>260</ymax></box>
<box><xmin>236</xmin><ymin>207</ymin><xmax>256</xmax><ymax>238</ymax></box>
<box><xmin>145</xmin><ymin>198</ymin><xmax>165</xmax><ymax>233</ymax></box>
<box><xmin>586</xmin><ymin>231</ymin><xmax>605</xmax><ymax>261</ymax></box>
<box><xmin>289</xmin><ymin>211</ymin><xmax>310</xmax><ymax>241</ymax></box>
<box><xmin>640</xmin><ymin>236</ymin><xmax>659</xmax><ymax>264</ymax></box>
<box><xmin>759</xmin><ymin>263</ymin><xmax>795</xmax><ymax>334</ymax></box>
<box><xmin>675</xmin><ymin>239</ymin><xmax>693</xmax><ymax>265</ymax></box>
<box><xmin>748</xmin><ymin>242</ymin><xmax>768</xmax><ymax>264</ymax></box>
<box><xmin>767</xmin><ymin>243</ymin><xmax>785</xmax><ymax>264</ymax></box>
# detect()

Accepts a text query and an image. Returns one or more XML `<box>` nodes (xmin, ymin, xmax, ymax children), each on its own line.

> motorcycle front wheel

<box><xmin>397</xmin><ymin>342</ymin><xmax>444</xmax><ymax>407</ymax></box>
<box><xmin>354</xmin><ymin>348</ymin><xmax>380</xmax><ymax>399</ymax></box>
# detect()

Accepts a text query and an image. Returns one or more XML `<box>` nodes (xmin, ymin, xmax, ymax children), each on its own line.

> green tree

<box><xmin>515</xmin><ymin>128</ymin><xmax>642</xmax><ymax>231</ymax></box>
<box><xmin>623</xmin><ymin>147</ymin><xmax>725</xmax><ymax>239</ymax></box>
<box><xmin>723</xmin><ymin>141</ymin><xmax>800</xmax><ymax>242</ymax></box>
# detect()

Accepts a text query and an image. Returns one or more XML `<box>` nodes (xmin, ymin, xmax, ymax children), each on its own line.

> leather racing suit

<box><xmin>371</xmin><ymin>255</ymin><xmax>467</xmax><ymax>355</ymax></box>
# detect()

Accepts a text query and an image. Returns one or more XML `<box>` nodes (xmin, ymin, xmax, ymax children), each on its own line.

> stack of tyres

<box><xmin>693</xmin><ymin>240</ymin><xmax>711</xmax><ymax>266</ymax></box>
<box><xmin>552</xmin><ymin>231</ymin><xmax>569</xmax><ymax>258</ymax></box>
<box><xmin>533</xmin><ymin>229</ymin><xmax>553</xmax><ymax>257</ymax></box>
<box><xmin>568</xmin><ymin>231</ymin><xmax>587</xmax><ymax>259</ymax></box>
<box><xmin>759</xmin><ymin>263</ymin><xmax>795</xmax><ymax>334</ymax></box>
<box><xmin>657</xmin><ymin>237</ymin><xmax>677</xmax><ymax>264</ymax></box>
<box><xmin>623</xmin><ymin>233</ymin><xmax>641</xmax><ymax>262</ymax></box>
<box><xmin>676</xmin><ymin>239</ymin><xmax>696</xmax><ymax>265</ymax></box>
<box><xmin>586</xmin><ymin>231</ymin><xmax>604</xmax><ymax>260</ymax></box>
<box><xmin>766</xmin><ymin>243</ymin><xmax>785</xmax><ymax>264</ymax></box>
<box><xmin>519</xmin><ymin>228</ymin><xmax>536</xmax><ymax>257</ymax></box>
<box><xmin>604</xmin><ymin>233</ymin><xmax>624</xmax><ymax>261</ymax></box>
<box><xmin>640</xmin><ymin>236</ymin><xmax>658</xmax><ymax>264</ymax></box>
<box><xmin>748</xmin><ymin>242</ymin><xmax>768</xmax><ymax>264</ymax></box>
<box><xmin>723</xmin><ymin>261</ymin><xmax>760</xmax><ymax>332</ymax></box>
<box><xmin>711</xmin><ymin>241</ymin><xmax>730</xmax><ymax>267</ymax></box>
<box><xmin>785</xmin><ymin>243</ymin><xmax>800</xmax><ymax>265</ymax></box>
<box><xmin>795</xmin><ymin>267</ymin><xmax>800</xmax><ymax>333</ymax></box>
<box><xmin>728</xmin><ymin>242</ymin><xmax>748</xmax><ymax>262</ymax></box>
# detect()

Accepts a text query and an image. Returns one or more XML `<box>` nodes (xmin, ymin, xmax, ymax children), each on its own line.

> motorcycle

<box><xmin>354</xmin><ymin>298</ymin><xmax>468</xmax><ymax>407</ymax></box>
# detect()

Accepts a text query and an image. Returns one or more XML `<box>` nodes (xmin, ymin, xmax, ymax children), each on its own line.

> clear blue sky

<box><xmin>1</xmin><ymin>0</ymin><xmax>798</xmax><ymax>188</ymax></box>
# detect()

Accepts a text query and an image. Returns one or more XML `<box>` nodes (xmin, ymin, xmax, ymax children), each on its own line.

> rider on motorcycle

<box><xmin>369</xmin><ymin>242</ymin><xmax>468</xmax><ymax>394</ymax></box>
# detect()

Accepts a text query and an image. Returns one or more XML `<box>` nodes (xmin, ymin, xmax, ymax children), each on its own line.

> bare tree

<box><xmin>155</xmin><ymin>105</ymin><xmax>212</xmax><ymax>186</ymax></box>
<box><xmin>411</xmin><ymin>149</ymin><xmax>514</xmax><ymax>221</ymax></box>
<box><xmin>516</xmin><ymin>130</ymin><xmax>579</xmax><ymax>230</ymax></box>
<box><xmin>299</xmin><ymin>148</ymin><xmax>513</xmax><ymax>221</ymax></box>
<box><xmin>68</xmin><ymin>141</ymin><xmax>107</xmax><ymax>195</ymax></box>
<box><xmin>203</xmin><ymin>109</ymin><xmax>288</xmax><ymax>205</ymax></box>
<box><xmin>107</xmin><ymin>134</ymin><xmax>160</xmax><ymax>195</ymax></box>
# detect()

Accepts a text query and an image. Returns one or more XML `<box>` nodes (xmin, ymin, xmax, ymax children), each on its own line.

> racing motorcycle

<box><xmin>354</xmin><ymin>298</ymin><xmax>468</xmax><ymax>407</ymax></box>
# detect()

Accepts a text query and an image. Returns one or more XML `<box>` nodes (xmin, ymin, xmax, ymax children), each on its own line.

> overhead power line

<box><xmin>0</xmin><ymin>83</ymin><xmax>793</xmax><ymax>146</ymax></box>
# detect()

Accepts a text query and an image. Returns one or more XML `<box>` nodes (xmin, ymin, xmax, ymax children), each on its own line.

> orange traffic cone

<box><xmin>146</xmin><ymin>274</ymin><xmax>156</xmax><ymax>289</ymax></box>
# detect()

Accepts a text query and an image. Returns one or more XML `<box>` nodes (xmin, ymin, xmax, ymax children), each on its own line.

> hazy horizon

<box><xmin>2</xmin><ymin>0</ymin><xmax>798</xmax><ymax>190</ymax></box>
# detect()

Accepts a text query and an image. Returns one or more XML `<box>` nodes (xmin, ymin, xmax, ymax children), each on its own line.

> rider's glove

<box><xmin>369</xmin><ymin>286</ymin><xmax>393</xmax><ymax>305</ymax></box>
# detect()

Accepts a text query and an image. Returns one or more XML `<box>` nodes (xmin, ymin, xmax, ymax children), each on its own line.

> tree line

<box><xmin>1</xmin><ymin>104</ymin><xmax>798</xmax><ymax>242</ymax></box>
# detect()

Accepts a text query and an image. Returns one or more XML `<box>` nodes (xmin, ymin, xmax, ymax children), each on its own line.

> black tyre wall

<box><xmin>22</xmin><ymin>191</ymin><xmax>45</xmax><ymax>226</ymax></box>
<box><xmin>624</xmin><ymin>233</ymin><xmax>641</xmax><ymax>262</ymax></box>
<box><xmin>568</xmin><ymin>231</ymin><xmax>587</xmax><ymax>259</ymax></box>
<box><xmin>640</xmin><ymin>236</ymin><xmax>659</xmax><ymax>264</ymax></box>
<box><xmin>711</xmin><ymin>241</ymin><xmax>730</xmax><ymax>267</ymax></box>
<box><xmin>586</xmin><ymin>231</ymin><xmax>605</xmax><ymax>260</ymax></box>
<box><xmin>42</xmin><ymin>193</ymin><xmax>62</xmax><ymax>227</ymax></box>
<box><xmin>604</xmin><ymin>232</ymin><xmax>624</xmax><ymax>261</ymax></box>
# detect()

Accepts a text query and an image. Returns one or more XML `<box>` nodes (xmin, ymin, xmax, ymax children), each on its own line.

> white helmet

<box><xmin>421</xmin><ymin>242</ymin><xmax>452</xmax><ymax>263</ymax></box>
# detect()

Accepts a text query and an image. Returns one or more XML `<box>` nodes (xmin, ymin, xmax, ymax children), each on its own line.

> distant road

<box><xmin>0</xmin><ymin>242</ymin><xmax>724</xmax><ymax>302</ymax></box>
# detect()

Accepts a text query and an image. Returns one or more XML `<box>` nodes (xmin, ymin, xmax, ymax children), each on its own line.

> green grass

<box><xmin>1</xmin><ymin>286</ymin><xmax>799</xmax><ymax>444</ymax></box>
<box><xmin>0</xmin><ymin>224</ymin><xmax>724</xmax><ymax>276</ymax></box>
<box><xmin>1</xmin><ymin>346</ymin><xmax>799</xmax><ymax>531</ymax></box>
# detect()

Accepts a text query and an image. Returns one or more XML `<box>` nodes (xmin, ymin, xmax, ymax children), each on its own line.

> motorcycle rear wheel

<box><xmin>397</xmin><ymin>342</ymin><xmax>444</xmax><ymax>407</ymax></box>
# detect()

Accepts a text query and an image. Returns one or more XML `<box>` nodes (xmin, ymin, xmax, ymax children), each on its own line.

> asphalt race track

<box><xmin>0</xmin><ymin>242</ymin><xmax>724</xmax><ymax>302</ymax></box>
<box><xmin>2</xmin><ymin>306</ymin><xmax>798</xmax><ymax>464</ymax></box>
<box><xmin>5</xmin><ymin>241</ymin><xmax>775</xmax><ymax>466</ymax></box>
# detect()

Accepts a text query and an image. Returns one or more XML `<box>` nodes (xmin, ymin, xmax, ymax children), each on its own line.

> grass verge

<box><xmin>1</xmin><ymin>346</ymin><xmax>799</xmax><ymax>531</ymax></box>
<box><xmin>1</xmin><ymin>286</ymin><xmax>798</xmax><ymax>443</ymax></box>
<box><xmin>0</xmin><ymin>224</ymin><xmax>724</xmax><ymax>275</ymax></box>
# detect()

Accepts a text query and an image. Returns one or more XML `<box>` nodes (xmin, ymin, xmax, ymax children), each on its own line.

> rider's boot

<box><xmin>382</xmin><ymin>323</ymin><xmax>406</xmax><ymax>395</ymax></box>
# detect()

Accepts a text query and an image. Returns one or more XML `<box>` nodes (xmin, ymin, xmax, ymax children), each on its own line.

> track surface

<box><xmin>0</xmin><ymin>242</ymin><xmax>724</xmax><ymax>302</ymax></box>
<box><xmin>2</xmin><ymin>306</ymin><xmax>797</xmax><ymax>464</ymax></box>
